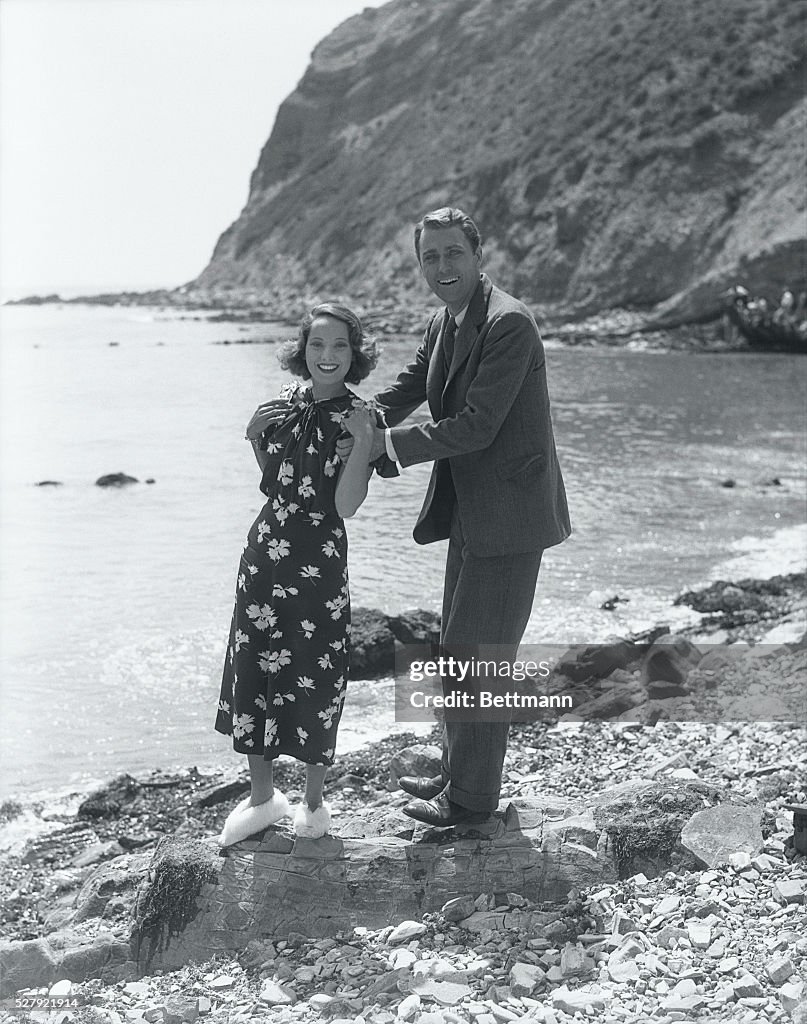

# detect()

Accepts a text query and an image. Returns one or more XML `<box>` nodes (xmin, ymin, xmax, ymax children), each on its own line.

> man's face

<box><xmin>418</xmin><ymin>225</ymin><xmax>482</xmax><ymax>313</ymax></box>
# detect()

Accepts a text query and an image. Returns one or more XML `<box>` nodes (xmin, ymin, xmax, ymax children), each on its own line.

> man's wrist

<box><xmin>384</xmin><ymin>428</ymin><xmax>399</xmax><ymax>463</ymax></box>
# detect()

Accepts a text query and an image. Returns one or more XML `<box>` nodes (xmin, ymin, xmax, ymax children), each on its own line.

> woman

<box><xmin>215</xmin><ymin>302</ymin><xmax>378</xmax><ymax>845</ymax></box>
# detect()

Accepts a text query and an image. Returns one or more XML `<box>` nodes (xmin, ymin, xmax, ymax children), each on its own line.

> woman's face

<box><xmin>305</xmin><ymin>315</ymin><xmax>353</xmax><ymax>386</ymax></box>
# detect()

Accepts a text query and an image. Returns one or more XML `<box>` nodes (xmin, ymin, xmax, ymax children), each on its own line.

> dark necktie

<box><xmin>442</xmin><ymin>315</ymin><xmax>457</xmax><ymax>372</ymax></box>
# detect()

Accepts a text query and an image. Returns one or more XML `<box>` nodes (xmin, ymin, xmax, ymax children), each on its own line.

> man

<box><xmin>366</xmin><ymin>206</ymin><xmax>571</xmax><ymax>827</ymax></box>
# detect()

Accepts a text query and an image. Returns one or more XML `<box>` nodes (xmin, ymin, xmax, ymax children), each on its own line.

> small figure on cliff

<box><xmin>721</xmin><ymin>284</ymin><xmax>749</xmax><ymax>344</ymax></box>
<box><xmin>772</xmin><ymin>288</ymin><xmax>795</xmax><ymax>326</ymax></box>
<box><xmin>343</xmin><ymin>207</ymin><xmax>571</xmax><ymax>827</ymax></box>
<box><xmin>214</xmin><ymin>303</ymin><xmax>385</xmax><ymax>845</ymax></box>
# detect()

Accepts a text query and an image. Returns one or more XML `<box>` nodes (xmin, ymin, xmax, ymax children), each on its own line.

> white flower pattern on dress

<box><xmin>298</xmin><ymin>475</ymin><xmax>315</xmax><ymax>499</ymax></box>
<box><xmin>259</xmin><ymin>648</ymin><xmax>292</xmax><ymax>674</ymax></box>
<box><xmin>326</xmin><ymin>594</ymin><xmax>348</xmax><ymax>620</ymax></box>
<box><xmin>266</xmin><ymin>538</ymin><xmax>291</xmax><ymax>562</ymax></box>
<box><xmin>246</xmin><ymin>604</ymin><xmax>276</xmax><ymax>631</ymax></box>
<box><xmin>232</xmin><ymin>712</ymin><xmax>254</xmax><ymax>738</ymax></box>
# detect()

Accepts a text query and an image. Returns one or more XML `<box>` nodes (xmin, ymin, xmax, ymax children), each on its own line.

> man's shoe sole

<box><xmin>402</xmin><ymin>799</ymin><xmax>491</xmax><ymax>828</ymax></box>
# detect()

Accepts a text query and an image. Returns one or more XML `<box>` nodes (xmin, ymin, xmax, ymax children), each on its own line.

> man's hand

<box><xmin>336</xmin><ymin>425</ymin><xmax>387</xmax><ymax>463</ymax></box>
<box><xmin>245</xmin><ymin>399</ymin><xmax>289</xmax><ymax>440</ymax></box>
<box><xmin>335</xmin><ymin>434</ymin><xmax>354</xmax><ymax>462</ymax></box>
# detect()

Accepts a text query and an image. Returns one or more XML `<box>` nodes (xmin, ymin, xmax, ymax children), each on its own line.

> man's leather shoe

<box><xmin>397</xmin><ymin>775</ymin><xmax>444</xmax><ymax>800</ymax></box>
<box><xmin>403</xmin><ymin>791</ymin><xmax>491</xmax><ymax>828</ymax></box>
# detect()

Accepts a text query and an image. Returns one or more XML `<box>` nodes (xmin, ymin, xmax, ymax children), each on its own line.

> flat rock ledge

<box><xmin>0</xmin><ymin>780</ymin><xmax>757</xmax><ymax>995</ymax></box>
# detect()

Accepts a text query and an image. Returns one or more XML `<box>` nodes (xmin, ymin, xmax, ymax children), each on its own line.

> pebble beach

<box><xmin>1</xmin><ymin>567</ymin><xmax>805</xmax><ymax>1024</ymax></box>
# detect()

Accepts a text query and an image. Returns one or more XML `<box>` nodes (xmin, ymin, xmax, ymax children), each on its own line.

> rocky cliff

<box><xmin>191</xmin><ymin>0</ymin><xmax>805</xmax><ymax>321</ymax></box>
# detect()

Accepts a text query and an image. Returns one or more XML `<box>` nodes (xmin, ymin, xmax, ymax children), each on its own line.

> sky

<box><xmin>0</xmin><ymin>0</ymin><xmax>391</xmax><ymax>299</ymax></box>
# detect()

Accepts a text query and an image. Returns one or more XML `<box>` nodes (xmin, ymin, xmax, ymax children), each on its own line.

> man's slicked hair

<box><xmin>414</xmin><ymin>207</ymin><xmax>482</xmax><ymax>262</ymax></box>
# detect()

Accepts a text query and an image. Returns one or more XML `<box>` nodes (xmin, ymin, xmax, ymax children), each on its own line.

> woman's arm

<box><xmin>248</xmin><ymin>438</ymin><xmax>271</xmax><ymax>471</ymax></box>
<box><xmin>335</xmin><ymin>409</ymin><xmax>374</xmax><ymax>518</ymax></box>
<box><xmin>245</xmin><ymin>398</ymin><xmax>289</xmax><ymax>471</ymax></box>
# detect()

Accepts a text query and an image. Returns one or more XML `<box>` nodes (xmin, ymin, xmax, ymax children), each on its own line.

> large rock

<box><xmin>119</xmin><ymin>779</ymin><xmax>735</xmax><ymax>973</ymax></box>
<box><xmin>78</xmin><ymin>773</ymin><xmax>141</xmax><ymax>819</ymax></box>
<box><xmin>132</xmin><ymin>798</ymin><xmax>612</xmax><ymax>972</ymax></box>
<box><xmin>0</xmin><ymin>938</ymin><xmax>59</xmax><ymax>997</ymax></box>
<box><xmin>72</xmin><ymin>852</ymin><xmax>152</xmax><ymax>923</ymax></box>
<box><xmin>641</xmin><ymin>634</ymin><xmax>702</xmax><ymax>687</ymax></box>
<box><xmin>0</xmin><ymin>931</ymin><xmax>136</xmax><ymax>998</ymax></box>
<box><xmin>555</xmin><ymin>641</ymin><xmax>642</xmax><ymax>684</ymax></box>
<box><xmin>349</xmin><ymin>607</ymin><xmax>442</xmax><ymax>678</ymax></box>
<box><xmin>387</xmin><ymin>743</ymin><xmax>442</xmax><ymax>790</ymax></box>
<box><xmin>350</xmin><ymin>607</ymin><xmax>396</xmax><ymax>677</ymax></box>
<box><xmin>591</xmin><ymin>779</ymin><xmax>726</xmax><ymax>877</ymax></box>
<box><xmin>7</xmin><ymin>779</ymin><xmax>745</xmax><ymax>992</ymax></box>
<box><xmin>387</xmin><ymin>608</ymin><xmax>441</xmax><ymax>646</ymax></box>
<box><xmin>680</xmin><ymin>803</ymin><xmax>764</xmax><ymax>867</ymax></box>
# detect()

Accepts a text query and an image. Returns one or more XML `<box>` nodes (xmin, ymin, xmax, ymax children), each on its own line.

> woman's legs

<box><xmin>294</xmin><ymin>763</ymin><xmax>331</xmax><ymax>838</ymax></box>
<box><xmin>304</xmin><ymin>764</ymin><xmax>327</xmax><ymax>810</ymax></box>
<box><xmin>247</xmin><ymin>754</ymin><xmax>274</xmax><ymax>806</ymax></box>
<box><xmin>220</xmin><ymin>755</ymin><xmax>288</xmax><ymax>846</ymax></box>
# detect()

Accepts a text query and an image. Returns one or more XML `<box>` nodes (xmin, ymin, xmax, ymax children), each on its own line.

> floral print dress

<box><xmin>215</xmin><ymin>385</ymin><xmax>376</xmax><ymax>766</ymax></box>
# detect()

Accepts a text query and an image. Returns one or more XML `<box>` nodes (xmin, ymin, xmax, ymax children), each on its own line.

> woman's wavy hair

<box><xmin>278</xmin><ymin>302</ymin><xmax>378</xmax><ymax>384</ymax></box>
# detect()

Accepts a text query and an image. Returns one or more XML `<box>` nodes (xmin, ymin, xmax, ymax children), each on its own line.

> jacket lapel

<box><xmin>444</xmin><ymin>274</ymin><xmax>487</xmax><ymax>388</ymax></box>
<box><xmin>426</xmin><ymin>310</ymin><xmax>452</xmax><ymax>415</ymax></box>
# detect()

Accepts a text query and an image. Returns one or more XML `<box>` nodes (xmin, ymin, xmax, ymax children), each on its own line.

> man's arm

<box><xmin>389</xmin><ymin>312</ymin><xmax>539</xmax><ymax>467</ymax></box>
<box><xmin>373</xmin><ymin>313</ymin><xmax>439</xmax><ymax>427</ymax></box>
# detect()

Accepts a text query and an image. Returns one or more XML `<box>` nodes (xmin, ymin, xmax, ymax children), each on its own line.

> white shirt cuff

<box><xmin>384</xmin><ymin>428</ymin><xmax>399</xmax><ymax>463</ymax></box>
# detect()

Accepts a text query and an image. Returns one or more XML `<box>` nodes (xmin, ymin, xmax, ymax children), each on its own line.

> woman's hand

<box><xmin>342</xmin><ymin>407</ymin><xmax>374</xmax><ymax>447</ymax></box>
<box><xmin>245</xmin><ymin>399</ymin><xmax>289</xmax><ymax>440</ymax></box>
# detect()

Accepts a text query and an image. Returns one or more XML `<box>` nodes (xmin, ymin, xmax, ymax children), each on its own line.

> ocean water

<box><xmin>0</xmin><ymin>304</ymin><xmax>805</xmax><ymax>798</ymax></box>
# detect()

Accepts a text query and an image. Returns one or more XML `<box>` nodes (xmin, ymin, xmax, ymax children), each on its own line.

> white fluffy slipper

<box><xmin>293</xmin><ymin>801</ymin><xmax>332</xmax><ymax>839</ymax></box>
<box><xmin>219</xmin><ymin>790</ymin><xmax>290</xmax><ymax>847</ymax></box>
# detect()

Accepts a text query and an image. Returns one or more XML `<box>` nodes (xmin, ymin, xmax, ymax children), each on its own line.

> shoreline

<box><xmin>1</xmin><ymin>560</ymin><xmax>803</xmax><ymax>853</ymax></box>
<box><xmin>4</xmin><ymin>291</ymin><xmax>799</xmax><ymax>355</ymax></box>
<box><xmin>1</xmin><ymin>522</ymin><xmax>804</xmax><ymax>807</ymax></box>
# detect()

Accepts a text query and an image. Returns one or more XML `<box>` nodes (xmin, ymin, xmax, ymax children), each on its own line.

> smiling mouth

<box><xmin>317</xmin><ymin>363</ymin><xmax>339</xmax><ymax>372</ymax></box>
<box><xmin>439</xmin><ymin>277</ymin><xmax>460</xmax><ymax>286</ymax></box>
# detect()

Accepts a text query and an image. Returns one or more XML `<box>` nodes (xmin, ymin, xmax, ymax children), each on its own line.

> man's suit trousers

<box><xmin>439</xmin><ymin>508</ymin><xmax>542</xmax><ymax>811</ymax></box>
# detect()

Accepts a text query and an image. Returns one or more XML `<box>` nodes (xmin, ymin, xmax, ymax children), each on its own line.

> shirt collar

<box><xmin>452</xmin><ymin>305</ymin><xmax>469</xmax><ymax>328</ymax></box>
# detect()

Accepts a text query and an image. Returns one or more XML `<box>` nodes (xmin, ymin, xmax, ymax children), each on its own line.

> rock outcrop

<box><xmin>191</xmin><ymin>0</ymin><xmax>804</xmax><ymax>322</ymax></box>
<box><xmin>95</xmin><ymin>472</ymin><xmax>139</xmax><ymax>487</ymax></box>
<box><xmin>0</xmin><ymin>778</ymin><xmax>738</xmax><ymax>988</ymax></box>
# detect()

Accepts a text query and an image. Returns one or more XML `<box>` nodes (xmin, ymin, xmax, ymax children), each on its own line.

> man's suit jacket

<box><xmin>375</xmin><ymin>274</ymin><xmax>571</xmax><ymax>557</ymax></box>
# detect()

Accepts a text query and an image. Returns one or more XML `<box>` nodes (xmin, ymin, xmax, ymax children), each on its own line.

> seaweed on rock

<box><xmin>592</xmin><ymin>780</ymin><xmax>724</xmax><ymax>877</ymax></box>
<box><xmin>133</xmin><ymin>836</ymin><xmax>220</xmax><ymax>968</ymax></box>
